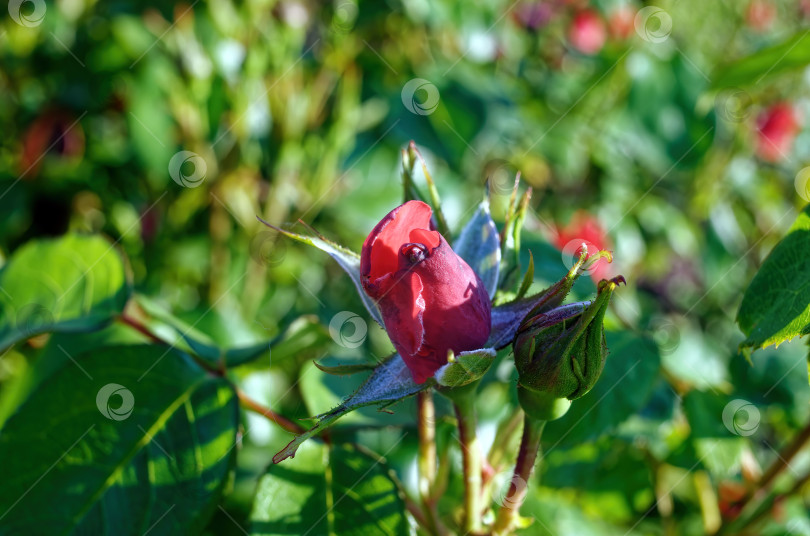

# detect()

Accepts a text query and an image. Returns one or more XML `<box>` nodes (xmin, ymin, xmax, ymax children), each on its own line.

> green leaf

<box><xmin>0</xmin><ymin>325</ymin><xmax>151</xmax><ymax>429</ymax></box>
<box><xmin>543</xmin><ymin>332</ymin><xmax>661</xmax><ymax>447</ymax></box>
<box><xmin>712</xmin><ymin>32</ymin><xmax>810</xmax><ymax>89</ymax></box>
<box><xmin>454</xmin><ymin>195</ymin><xmax>501</xmax><ymax>299</ymax></box>
<box><xmin>133</xmin><ymin>294</ymin><xmax>277</xmax><ymax>367</ymax></box>
<box><xmin>274</xmin><ymin>353</ymin><xmax>428</xmax><ymax>463</ymax></box>
<box><xmin>257</xmin><ymin>217</ymin><xmax>383</xmax><ymax>326</ymax></box>
<box><xmin>0</xmin><ymin>234</ymin><xmax>131</xmax><ymax>350</ymax></box>
<box><xmin>737</xmin><ymin>205</ymin><xmax>810</xmax><ymax>353</ymax></box>
<box><xmin>0</xmin><ymin>344</ymin><xmax>238</xmax><ymax>534</ymax></box>
<box><xmin>251</xmin><ymin>443</ymin><xmax>408</xmax><ymax>536</ymax></box>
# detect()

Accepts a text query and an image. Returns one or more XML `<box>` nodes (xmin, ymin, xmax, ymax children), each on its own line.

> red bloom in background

<box><xmin>360</xmin><ymin>201</ymin><xmax>491</xmax><ymax>384</ymax></box>
<box><xmin>608</xmin><ymin>6</ymin><xmax>635</xmax><ymax>41</ymax></box>
<box><xmin>746</xmin><ymin>0</ymin><xmax>776</xmax><ymax>32</ymax></box>
<box><xmin>568</xmin><ymin>9</ymin><xmax>606</xmax><ymax>55</ymax></box>
<box><xmin>21</xmin><ymin>110</ymin><xmax>85</xmax><ymax>178</ymax></box>
<box><xmin>553</xmin><ymin>211</ymin><xmax>612</xmax><ymax>281</ymax></box>
<box><xmin>756</xmin><ymin>103</ymin><xmax>800</xmax><ymax>163</ymax></box>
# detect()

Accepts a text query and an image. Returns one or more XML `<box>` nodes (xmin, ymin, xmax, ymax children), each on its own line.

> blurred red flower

<box><xmin>756</xmin><ymin>103</ymin><xmax>800</xmax><ymax>163</ymax></box>
<box><xmin>568</xmin><ymin>9</ymin><xmax>606</xmax><ymax>54</ymax></box>
<box><xmin>553</xmin><ymin>211</ymin><xmax>612</xmax><ymax>281</ymax></box>
<box><xmin>608</xmin><ymin>6</ymin><xmax>635</xmax><ymax>41</ymax></box>
<box><xmin>746</xmin><ymin>0</ymin><xmax>776</xmax><ymax>32</ymax></box>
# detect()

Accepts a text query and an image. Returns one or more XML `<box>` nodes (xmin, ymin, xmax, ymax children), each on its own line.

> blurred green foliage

<box><xmin>2</xmin><ymin>0</ymin><xmax>810</xmax><ymax>534</ymax></box>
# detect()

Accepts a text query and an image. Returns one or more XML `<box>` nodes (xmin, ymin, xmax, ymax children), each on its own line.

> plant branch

<box><xmin>119</xmin><ymin>312</ymin><xmax>168</xmax><ymax>345</ymax></box>
<box><xmin>717</xmin><ymin>419</ymin><xmax>810</xmax><ymax>535</ymax></box>
<box><xmin>236</xmin><ymin>388</ymin><xmax>306</xmax><ymax>435</ymax></box>
<box><xmin>492</xmin><ymin>415</ymin><xmax>546</xmax><ymax>535</ymax></box>
<box><xmin>736</xmin><ymin>469</ymin><xmax>810</xmax><ymax>534</ymax></box>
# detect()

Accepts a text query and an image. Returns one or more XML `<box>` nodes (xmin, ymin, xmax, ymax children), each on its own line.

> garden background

<box><xmin>1</xmin><ymin>0</ymin><xmax>810</xmax><ymax>534</ymax></box>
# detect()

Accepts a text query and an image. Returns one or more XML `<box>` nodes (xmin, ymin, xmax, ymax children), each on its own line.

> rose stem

<box><xmin>491</xmin><ymin>415</ymin><xmax>546</xmax><ymax>535</ymax></box>
<box><xmin>119</xmin><ymin>305</ymin><xmax>305</xmax><ymax>438</ymax></box>
<box><xmin>716</xmin><ymin>419</ymin><xmax>810</xmax><ymax>535</ymax></box>
<box><xmin>417</xmin><ymin>390</ymin><xmax>447</xmax><ymax>535</ymax></box>
<box><xmin>118</xmin><ymin>312</ymin><xmax>168</xmax><ymax>345</ymax></box>
<box><xmin>236</xmin><ymin>389</ymin><xmax>306</xmax><ymax>435</ymax></box>
<box><xmin>454</xmin><ymin>390</ymin><xmax>483</xmax><ymax>533</ymax></box>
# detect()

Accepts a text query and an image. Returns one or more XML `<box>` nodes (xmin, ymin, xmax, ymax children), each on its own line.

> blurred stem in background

<box><xmin>717</xmin><ymin>419</ymin><xmax>810</xmax><ymax>535</ymax></box>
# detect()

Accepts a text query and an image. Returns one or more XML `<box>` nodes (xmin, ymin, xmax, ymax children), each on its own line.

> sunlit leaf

<box><xmin>737</xmin><ymin>205</ymin><xmax>810</xmax><ymax>353</ymax></box>
<box><xmin>712</xmin><ymin>32</ymin><xmax>810</xmax><ymax>88</ymax></box>
<box><xmin>0</xmin><ymin>234</ymin><xmax>131</xmax><ymax>351</ymax></box>
<box><xmin>0</xmin><ymin>344</ymin><xmax>238</xmax><ymax>534</ymax></box>
<box><xmin>252</xmin><ymin>442</ymin><xmax>408</xmax><ymax>536</ymax></box>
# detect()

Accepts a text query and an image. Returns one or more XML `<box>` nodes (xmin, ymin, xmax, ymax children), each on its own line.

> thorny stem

<box><xmin>120</xmin><ymin>309</ymin><xmax>303</xmax><ymax>437</ymax></box>
<box><xmin>119</xmin><ymin>312</ymin><xmax>167</xmax><ymax>345</ymax></box>
<box><xmin>492</xmin><ymin>416</ymin><xmax>545</xmax><ymax>535</ymax></box>
<box><xmin>717</xmin><ymin>419</ymin><xmax>810</xmax><ymax>535</ymax></box>
<box><xmin>454</xmin><ymin>391</ymin><xmax>483</xmax><ymax>534</ymax></box>
<box><xmin>236</xmin><ymin>388</ymin><xmax>306</xmax><ymax>435</ymax></box>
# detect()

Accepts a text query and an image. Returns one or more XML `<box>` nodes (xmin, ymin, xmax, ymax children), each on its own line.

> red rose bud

<box><xmin>756</xmin><ymin>103</ymin><xmax>800</xmax><ymax>163</ymax></box>
<box><xmin>513</xmin><ymin>277</ymin><xmax>623</xmax><ymax>402</ymax></box>
<box><xmin>360</xmin><ymin>200</ymin><xmax>492</xmax><ymax>384</ymax></box>
<box><xmin>568</xmin><ymin>9</ymin><xmax>607</xmax><ymax>55</ymax></box>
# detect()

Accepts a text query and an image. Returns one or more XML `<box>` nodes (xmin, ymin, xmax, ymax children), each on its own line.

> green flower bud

<box><xmin>513</xmin><ymin>277</ymin><xmax>624</xmax><ymax>401</ymax></box>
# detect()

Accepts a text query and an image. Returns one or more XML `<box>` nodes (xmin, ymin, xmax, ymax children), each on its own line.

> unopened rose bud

<box><xmin>513</xmin><ymin>277</ymin><xmax>623</xmax><ymax>401</ymax></box>
<box><xmin>360</xmin><ymin>200</ymin><xmax>492</xmax><ymax>384</ymax></box>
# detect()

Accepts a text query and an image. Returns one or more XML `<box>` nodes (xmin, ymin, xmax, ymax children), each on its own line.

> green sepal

<box><xmin>434</xmin><ymin>348</ymin><xmax>497</xmax><ymax>388</ymax></box>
